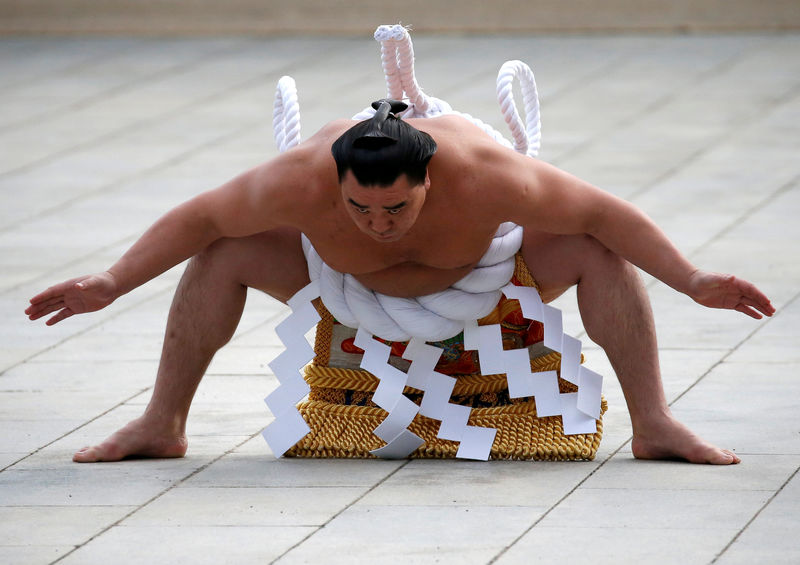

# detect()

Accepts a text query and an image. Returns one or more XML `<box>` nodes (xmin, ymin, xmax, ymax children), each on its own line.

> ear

<box><xmin>424</xmin><ymin>170</ymin><xmax>431</xmax><ymax>190</ymax></box>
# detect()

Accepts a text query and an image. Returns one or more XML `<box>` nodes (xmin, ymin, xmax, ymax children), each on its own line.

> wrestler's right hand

<box><xmin>26</xmin><ymin>271</ymin><xmax>119</xmax><ymax>326</ymax></box>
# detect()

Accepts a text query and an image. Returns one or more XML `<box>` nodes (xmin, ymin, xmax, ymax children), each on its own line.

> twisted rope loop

<box><xmin>273</xmin><ymin>76</ymin><xmax>302</xmax><ymax>152</ymax></box>
<box><xmin>497</xmin><ymin>60</ymin><xmax>542</xmax><ymax>158</ymax></box>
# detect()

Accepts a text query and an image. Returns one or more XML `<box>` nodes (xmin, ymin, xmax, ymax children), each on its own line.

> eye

<box><xmin>355</xmin><ymin>207</ymin><xmax>369</xmax><ymax>214</ymax></box>
<box><xmin>387</xmin><ymin>208</ymin><xmax>402</xmax><ymax>215</ymax></box>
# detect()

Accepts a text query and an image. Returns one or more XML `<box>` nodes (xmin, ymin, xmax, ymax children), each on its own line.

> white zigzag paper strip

<box><xmin>354</xmin><ymin>328</ymin><xmax>425</xmax><ymax>458</ymax></box>
<box><xmin>404</xmin><ymin>337</ymin><xmax>497</xmax><ymax>460</ymax></box>
<box><xmin>261</xmin><ymin>281</ymin><xmax>320</xmax><ymax>457</ymax></box>
<box><xmin>353</xmin><ymin>330</ymin><xmax>498</xmax><ymax>460</ymax></box>
<box><xmin>458</xmin><ymin>283</ymin><xmax>604</xmax><ymax>435</ymax></box>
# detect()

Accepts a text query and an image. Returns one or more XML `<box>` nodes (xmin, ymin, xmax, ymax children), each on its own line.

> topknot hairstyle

<box><xmin>331</xmin><ymin>99</ymin><xmax>437</xmax><ymax>187</ymax></box>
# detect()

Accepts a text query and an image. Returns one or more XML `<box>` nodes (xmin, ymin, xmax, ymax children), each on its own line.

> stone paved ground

<box><xmin>0</xmin><ymin>32</ymin><xmax>798</xmax><ymax>564</ymax></box>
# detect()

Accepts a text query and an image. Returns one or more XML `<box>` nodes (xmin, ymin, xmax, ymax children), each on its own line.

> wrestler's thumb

<box><xmin>75</xmin><ymin>277</ymin><xmax>96</xmax><ymax>291</ymax></box>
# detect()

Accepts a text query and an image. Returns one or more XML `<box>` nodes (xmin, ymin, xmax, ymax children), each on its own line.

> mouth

<box><xmin>370</xmin><ymin>230</ymin><xmax>399</xmax><ymax>242</ymax></box>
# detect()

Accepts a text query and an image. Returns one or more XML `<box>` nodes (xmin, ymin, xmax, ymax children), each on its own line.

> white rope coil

<box><xmin>272</xmin><ymin>25</ymin><xmax>542</xmax><ymax>343</ymax></box>
<box><xmin>497</xmin><ymin>60</ymin><xmax>542</xmax><ymax>158</ymax></box>
<box><xmin>301</xmin><ymin>233</ymin><xmax>512</xmax><ymax>341</ymax></box>
<box><xmin>272</xmin><ymin>76</ymin><xmax>301</xmax><ymax>152</ymax></box>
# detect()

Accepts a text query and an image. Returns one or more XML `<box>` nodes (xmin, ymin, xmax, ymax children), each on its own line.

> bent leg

<box><xmin>74</xmin><ymin>227</ymin><xmax>309</xmax><ymax>462</ymax></box>
<box><xmin>521</xmin><ymin>230</ymin><xmax>739</xmax><ymax>465</ymax></box>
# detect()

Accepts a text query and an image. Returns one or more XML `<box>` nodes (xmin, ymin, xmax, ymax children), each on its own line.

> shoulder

<box><xmin>232</xmin><ymin>121</ymin><xmax>352</xmax><ymax>217</ymax></box>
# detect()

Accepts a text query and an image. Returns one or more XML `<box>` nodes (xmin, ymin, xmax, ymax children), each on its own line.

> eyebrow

<box><xmin>348</xmin><ymin>198</ymin><xmax>407</xmax><ymax>211</ymax></box>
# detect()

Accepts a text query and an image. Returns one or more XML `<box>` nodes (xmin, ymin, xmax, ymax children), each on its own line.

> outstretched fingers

<box><xmin>46</xmin><ymin>308</ymin><xmax>75</xmax><ymax>326</ymax></box>
<box><xmin>26</xmin><ymin>296</ymin><xmax>65</xmax><ymax>320</ymax></box>
<box><xmin>733</xmin><ymin>276</ymin><xmax>775</xmax><ymax>318</ymax></box>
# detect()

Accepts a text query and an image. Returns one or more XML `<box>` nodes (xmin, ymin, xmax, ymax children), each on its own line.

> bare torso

<box><xmin>279</xmin><ymin>115</ymin><xmax>512</xmax><ymax>297</ymax></box>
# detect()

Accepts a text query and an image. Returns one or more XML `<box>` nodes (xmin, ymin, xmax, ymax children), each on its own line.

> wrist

<box><xmin>104</xmin><ymin>268</ymin><xmax>126</xmax><ymax>299</ymax></box>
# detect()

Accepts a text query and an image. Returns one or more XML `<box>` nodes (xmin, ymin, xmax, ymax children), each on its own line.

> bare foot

<box><xmin>631</xmin><ymin>416</ymin><xmax>741</xmax><ymax>465</ymax></box>
<box><xmin>73</xmin><ymin>416</ymin><xmax>188</xmax><ymax>463</ymax></box>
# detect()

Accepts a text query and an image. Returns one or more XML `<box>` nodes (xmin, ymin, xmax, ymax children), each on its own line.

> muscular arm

<box><xmin>487</xmin><ymin>147</ymin><xmax>774</xmax><ymax>318</ymax></box>
<box><xmin>516</xmin><ymin>160</ymin><xmax>695</xmax><ymax>291</ymax></box>
<box><xmin>27</xmin><ymin>149</ymin><xmax>312</xmax><ymax>324</ymax></box>
<box><xmin>108</xmin><ymin>158</ymin><xmax>294</xmax><ymax>294</ymax></box>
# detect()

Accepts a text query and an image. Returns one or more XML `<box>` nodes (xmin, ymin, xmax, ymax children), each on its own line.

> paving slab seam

<box><xmin>0</xmin><ymin>40</ymin><xmax>258</xmax><ymax>134</ymax></box>
<box><xmin>269</xmin><ymin>460</ymin><xmax>412</xmax><ymax>564</ymax></box>
<box><xmin>487</xmin><ymin>444</ymin><xmax>626</xmax><ymax>563</ymax></box>
<box><xmin>0</xmin><ymin>232</ymin><xmax>141</xmax><ymax>296</ymax></box>
<box><xmin>679</xmin><ymin>171</ymin><xmax>800</xmax><ymax>260</ymax></box>
<box><xmin>46</xmin><ymin>430</ymin><xmax>264</xmax><ymax>564</ymax></box>
<box><xmin>2</xmin><ymin>283</ymin><xmax>175</xmax><ymax>375</ymax></box>
<box><xmin>0</xmin><ymin>46</ymin><xmax>359</xmax><ymax>236</ymax></box>
<box><xmin>549</xmin><ymin>43</ymin><xmax>750</xmax><ymax>172</ymax></box>
<box><xmin>0</xmin><ymin>117</ymin><xmax>262</xmax><ymax>236</ymax></box>
<box><xmin>665</xmin><ymin>288</ymin><xmax>799</xmax><ymax>409</ymax></box>
<box><xmin>539</xmin><ymin>52</ymin><xmax>631</xmax><ymax>111</ymax></box>
<box><xmin>0</xmin><ymin>386</ymin><xmax>151</xmax><ymax>472</ymax></box>
<box><xmin>631</xmin><ymin>170</ymin><xmax>800</xmax><ymax>300</ymax></box>
<box><xmin>0</xmin><ymin>39</ymin><xmax>136</xmax><ymax>93</ymax></box>
<box><xmin>626</xmin><ymin>82</ymin><xmax>800</xmax><ymax>204</ymax></box>
<box><xmin>710</xmin><ymin>463</ymin><xmax>800</xmax><ymax>563</ymax></box>
<box><xmin>0</xmin><ymin>44</ymin><xmax>330</xmax><ymax>183</ymax></box>
<box><xmin>488</xmin><ymin>289</ymin><xmax>797</xmax><ymax>562</ymax></box>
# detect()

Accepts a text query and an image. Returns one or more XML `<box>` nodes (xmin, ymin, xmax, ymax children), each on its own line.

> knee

<box><xmin>582</xmin><ymin>235</ymin><xmax>630</xmax><ymax>274</ymax></box>
<box><xmin>189</xmin><ymin>238</ymin><xmax>239</xmax><ymax>277</ymax></box>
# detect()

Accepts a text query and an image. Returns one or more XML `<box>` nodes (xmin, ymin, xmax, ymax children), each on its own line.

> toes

<box><xmin>702</xmin><ymin>448</ymin><xmax>740</xmax><ymax>465</ymax></box>
<box><xmin>720</xmin><ymin>449</ymin><xmax>741</xmax><ymax>465</ymax></box>
<box><xmin>73</xmin><ymin>446</ymin><xmax>98</xmax><ymax>463</ymax></box>
<box><xmin>72</xmin><ymin>443</ymin><xmax>122</xmax><ymax>463</ymax></box>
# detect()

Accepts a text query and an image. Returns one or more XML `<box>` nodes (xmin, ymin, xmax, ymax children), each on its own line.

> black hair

<box><xmin>331</xmin><ymin>99</ymin><xmax>437</xmax><ymax>187</ymax></box>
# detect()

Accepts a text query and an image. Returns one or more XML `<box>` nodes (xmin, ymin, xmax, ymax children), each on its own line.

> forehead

<box><xmin>340</xmin><ymin>172</ymin><xmax>418</xmax><ymax>204</ymax></box>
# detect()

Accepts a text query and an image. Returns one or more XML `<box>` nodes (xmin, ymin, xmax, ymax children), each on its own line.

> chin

<box><xmin>370</xmin><ymin>232</ymin><xmax>402</xmax><ymax>242</ymax></box>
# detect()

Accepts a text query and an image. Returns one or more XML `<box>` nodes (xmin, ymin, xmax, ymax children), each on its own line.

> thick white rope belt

<box><xmin>263</xmin><ymin>24</ymin><xmax>603</xmax><ymax>460</ymax></box>
<box><xmin>301</xmin><ymin>225</ymin><xmax>521</xmax><ymax>342</ymax></box>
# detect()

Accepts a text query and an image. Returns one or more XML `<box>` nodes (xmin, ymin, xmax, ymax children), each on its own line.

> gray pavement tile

<box><xmin>123</xmin><ymin>485</ymin><xmax>366</xmax><ymax>527</ymax></box>
<box><xmin>0</xmin><ymin>453</ymin><xmax>27</xmax><ymax>470</ymax></box>
<box><xmin>359</xmin><ymin>459</ymin><xmax>598</xmax><ymax>507</ymax></box>
<box><xmin>0</xmin><ymin>38</ymin><xmax>139</xmax><ymax>91</ymax></box>
<box><xmin>276</xmin><ymin>505</ymin><xmax>545</xmax><ymax>565</ymax></box>
<box><xmin>0</xmin><ymin>505</ymin><xmax>135</xmax><ymax>545</ymax></box>
<box><xmin>540</xmin><ymin>488</ymin><xmax>770</xmax><ymax>530</ymax></box>
<box><xmin>58</xmin><ymin>525</ymin><xmax>316</xmax><ymax>565</ymax></box>
<box><xmin>0</xmin><ymin>359</ymin><xmax>156</xmax><ymax>419</ymax></box>
<box><xmin>0</xmin><ymin>40</ymin><xmax>250</xmax><ymax>130</ymax></box>
<box><xmin>0</xmin><ymin>545</ymin><xmax>72</xmax><ymax>565</ymax></box>
<box><xmin>716</xmin><ymin>468</ymin><xmax>800</xmax><ymax>565</ymax></box>
<box><xmin>28</xmin><ymin>332</ymin><xmax>165</xmax><ymax>363</ymax></box>
<box><xmin>726</xmin><ymin>297</ymin><xmax>800</xmax><ymax>364</ymax></box>
<box><xmin>0</xmin><ymin>418</ymin><xmax>88</xmax><ymax>455</ymax></box>
<box><xmin>496</xmin><ymin>525</ymin><xmax>740</xmax><ymax>565</ymax></box>
<box><xmin>0</xmin><ymin>466</ymin><xmax>178</xmax><ymax>506</ymax></box>
<box><xmin>582</xmin><ymin>455</ymin><xmax>800</xmax><ymax>491</ymax></box>
<box><xmin>189</xmin><ymin>374</ymin><xmax>277</xmax><ymax>404</ymax></box>
<box><xmin>204</xmin><ymin>347</ymin><xmax>279</xmax><ymax>376</ymax></box>
<box><xmin>186</xmin><ymin>455</ymin><xmax>405</xmax><ymax>489</ymax></box>
<box><xmin>668</xmin><ymin>362</ymin><xmax>800</xmax><ymax>455</ymax></box>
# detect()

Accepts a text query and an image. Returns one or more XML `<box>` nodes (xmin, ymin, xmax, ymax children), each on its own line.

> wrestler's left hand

<box><xmin>687</xmin><ymin>269</ymin><xmax>775</xmax><ymax>319</ymax></box>
<box><xmin>26</xmin><ymin>271</ymin><xmax>119</xmax><ymax>326</ymax></box>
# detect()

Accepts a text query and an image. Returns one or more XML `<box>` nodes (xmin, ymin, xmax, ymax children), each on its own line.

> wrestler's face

<box><xmin>340</xmin><ymin>171</ymin><xmax>430</xmax><ymax>243</ymax></box>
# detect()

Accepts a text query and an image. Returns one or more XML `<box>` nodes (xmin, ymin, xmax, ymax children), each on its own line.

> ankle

<box><xmin>141</xmin><ymin>407</ymin><xmax>187</xmax><ymax>436</ymax></box>
<box><xmin>630</xmin><ymin>406</ymin><xmax>676</xmax><ymax>437</ymax></box>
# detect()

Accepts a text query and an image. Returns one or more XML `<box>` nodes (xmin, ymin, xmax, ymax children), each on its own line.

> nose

<box><xmin>369</xmin><ymin>216</ymin><xmax>392</xmax><ymax>234</ymax></box>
